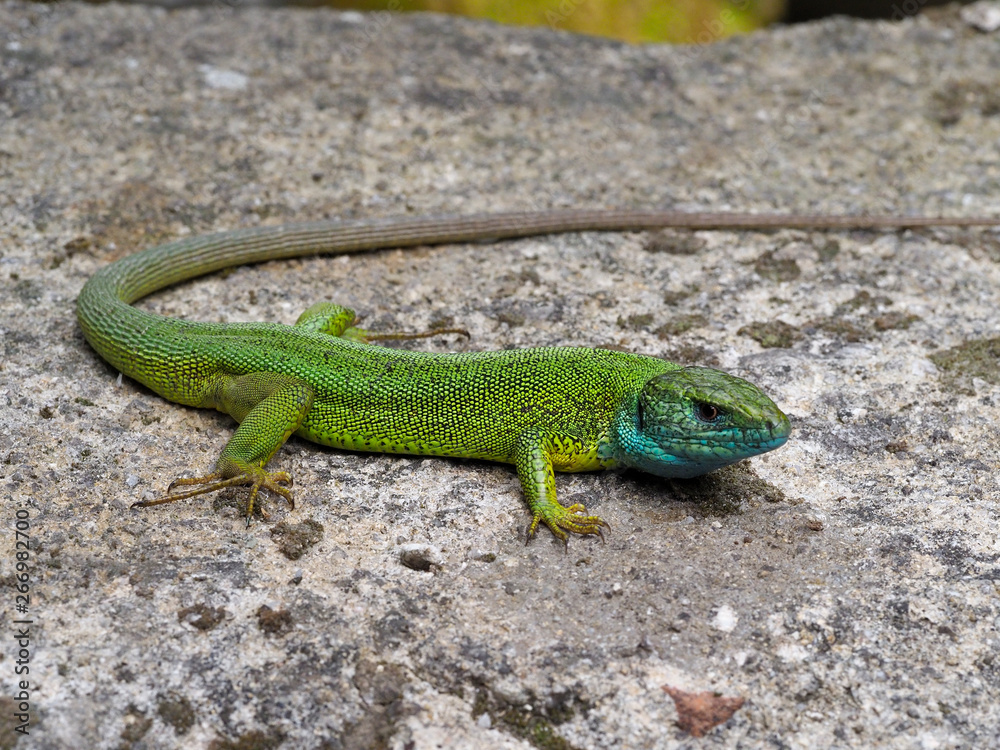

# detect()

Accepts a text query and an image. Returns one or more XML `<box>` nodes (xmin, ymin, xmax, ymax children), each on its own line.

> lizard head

<box><xmin>610</xmin><ymin>366</ymin><xmax>791</xmax><ymax>478</ymax></box>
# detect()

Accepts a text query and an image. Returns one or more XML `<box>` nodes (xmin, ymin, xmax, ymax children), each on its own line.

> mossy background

<box><xmin>320</xmin><ymin>0</ymin><xmax>785</xmax><ymax>43</ymax></box>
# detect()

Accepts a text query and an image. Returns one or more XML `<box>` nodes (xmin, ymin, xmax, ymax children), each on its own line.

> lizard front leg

<box><xmin>134</xmin><ymin>372</ymin><xmax>314</xmax><ymax>525</ymax></box>
<box><xmin>513</xmin><ymin>429</ymin><xmax>610</xmax><ymax>545</ymax></box>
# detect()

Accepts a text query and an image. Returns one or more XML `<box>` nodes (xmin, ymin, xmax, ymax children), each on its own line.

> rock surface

<box><xmin>1</xmin><ymin>2</ymin><xmax>999</xmax><ymax>748</ymax></box>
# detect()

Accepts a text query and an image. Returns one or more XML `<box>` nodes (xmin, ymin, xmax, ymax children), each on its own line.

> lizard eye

<box><xmin>636</xmin><ymin>400</ymin><xmax>645</xmax><ymax>431</ymax></box>
<box><xmin>696</xmin><ymin>402</ymin><xmax>721</xmax><ymax>422</ymax></box>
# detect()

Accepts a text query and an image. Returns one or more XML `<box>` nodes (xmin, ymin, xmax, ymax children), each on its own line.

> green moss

<box><xmin>662</xmin><ymin>289</ymin><xmax>693</xmax><ymax>305</ymax></box>
<box><xmin>930</xmin><ymin>337</ymin><xmax>1000</xmax><ymax>388</ymax></box>
<box><xmin>473</xmin><ymin>688</ymin><xmax>587</xmax><ymax>750</ymax></box>
<box><xmin>617</xmin><ymin>313</ymin><xmax>655</xmax><ymax>330</ymax></box>
<box><xmin>496</xmin><ymin>311</ymin><xmax>526</xmax><ymax>328</ymax></box>
<box><xmin>795</xmin><ymin>291</ymin><xmax>920</xmax><ymax>343</ymax></box>
<box><xmin>738</xmin><ymin>320</ymin><xmax>802</xmax><ymax>348</ymax></box>
<box><xmin>873</xmin><ymin>312</ymin><xmax>920</xmax><ymax>331</ymax></box>
<box><xmin>654</xmin><ymin>314</ymin><xmax>707</xmax><ymax>339</ymax></box>
<box><xmin>810</xmin><ymin>317</ymin><xmax>867</xmax><ymax>343</ymax></box>
<box><xmin>207</xmin><ymin>730</ymin><xmax>284</xmax><ymax>750</ymax></box>
<box><xmin>156</xmin><ymin>693</ymin><xmax>196</xmax><ymax>735</ymax></box>
<box><xmin>816</xmin><ymin>239</ymin><xmax>840</xmax><ymax>263</ymax></box>
<box><xmin>753</xmin><ymin>250</ymin><xmax>800</xmax><ymax>282</ymax></box>
<box><xmin>660</xmin><ymin>344</ymin><xmax>719</xmax><ymax>367</ymax></box>
<box><xmin>643</xmin><ymin>231</ymin><xmax>705</xmax><ymax>255</ymax></box>
<box><xmin>472</xmin><ymin>689</ymin><xmax>491</xmax><ymax>719</ymax></box>
<box><xmin>837</xmin><ymin>290</ymin><xmax>892</xmax><ymax>312</ymax></box>
<box><xmin>119</xmin><ymin>705</ymin><xmax>153</xmax><ymax>745</ymax></box>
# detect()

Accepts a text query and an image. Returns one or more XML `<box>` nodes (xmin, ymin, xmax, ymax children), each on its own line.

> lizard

<box><xmin>75</xmin><ymin>208</ymin><xmax>999</xmax><ymax>542</ymax></box>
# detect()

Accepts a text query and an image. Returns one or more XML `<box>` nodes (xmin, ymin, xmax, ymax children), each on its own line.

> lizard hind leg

<box><xmin>295</xmin><ymin>301</ymin><xmax>469</xmax><ymax>343</ymax></box>
<box><xmin>295</xmin><ymin>302</ymin><xmax>365</xmax><ymax>340</ymax></box>
<box><xmin>133</xmin><ymin>372</ymin><xmax>313</xmax><ymax>525</ymax></box>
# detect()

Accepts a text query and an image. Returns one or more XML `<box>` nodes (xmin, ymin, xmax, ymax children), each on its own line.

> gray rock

<box><xmin>1</xmin><ymin>2</ymin><xmax>998</xmax><ymax>747</ymax></box>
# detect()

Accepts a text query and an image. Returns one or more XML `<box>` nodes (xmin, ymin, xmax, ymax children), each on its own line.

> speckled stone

<box><xmin>1</xmin><ymin>2</ymin><xmax>999</xmax><ymax>748</ymax></box>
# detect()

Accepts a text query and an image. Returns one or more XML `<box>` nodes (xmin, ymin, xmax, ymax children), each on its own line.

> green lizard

<box><xmin>76</xmin><ymin>209</ymin><xmax>998</xmax><ymax>542</ymax></box>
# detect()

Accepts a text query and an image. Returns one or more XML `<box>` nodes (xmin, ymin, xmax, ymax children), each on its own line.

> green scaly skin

<box><xmin>76</xmin><ymin>209</ymin><xmax>998</xmax><ymax>542</ymax></box>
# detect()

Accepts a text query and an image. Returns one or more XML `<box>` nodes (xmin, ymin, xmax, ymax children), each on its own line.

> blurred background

<box><xmin>261</xmin><ymin>0</ymin><xmax>972</xmax><ymax>44</ymax></box>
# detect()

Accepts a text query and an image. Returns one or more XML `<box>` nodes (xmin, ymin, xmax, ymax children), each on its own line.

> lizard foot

<box><xmin>526</xmin><ymin>502</ymin><xmax>610</xmax><ymax>547</ymax></box>
<box><xmin>132</xmin><ymin>467</ymin><xmax>294</xmax><ymax>526</ymax></box>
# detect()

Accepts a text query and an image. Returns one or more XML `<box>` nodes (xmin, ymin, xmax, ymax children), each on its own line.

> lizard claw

<box><xmin>525</xmin><ymin>503</ymin><xmax>610</xmax><ymax>546</ymax></box>
<box><xmin>134</xmin><ymin>466</ymin><xmax>295</xmax><ymax>525</ymax></box>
